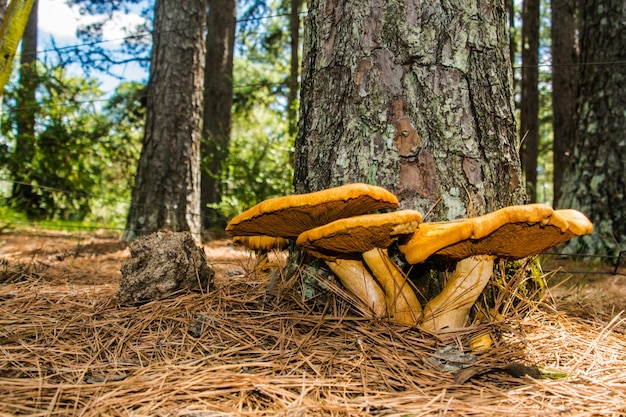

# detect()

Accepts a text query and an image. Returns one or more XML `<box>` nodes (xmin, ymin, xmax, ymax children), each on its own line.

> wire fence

<box><xmin>29</xmin><ymin>10</ymin><xmax>310</xmax><ymax>59</ymax></box>
<box><xmin>1</xmin><ymin>177</ymin><xmax>624</xmax><ymax>277</ymax></box>
<box><xmin>4</xmin><ymin>2</ymin><xmax>625</xmax><ymax>113</ymax></box>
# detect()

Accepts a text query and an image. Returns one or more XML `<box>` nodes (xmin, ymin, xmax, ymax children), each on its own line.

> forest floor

<box><xmin>1</xmin><ymin>228</ymin><xmax>625</xmax><ymax>416</ymax></box>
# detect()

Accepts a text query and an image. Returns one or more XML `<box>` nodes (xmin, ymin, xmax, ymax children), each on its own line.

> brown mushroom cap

<box><xmin>225</xmin><ymin>183</ymin><xmax>399</xmax><ymax>238</ymax></box>
<box><xmin>232</xmin><ymin>235</ymin><xmax>289</xmax><ymax>251</ymax></box>
<box><xmin>399</xmin><ymin>204</ymin><xmax>594</xmax><ymax>264</ymax></box>
<box><xmin>296</xmin><ymin>210</ymin><xmax>423</xmax><ymax>260</ymax></box>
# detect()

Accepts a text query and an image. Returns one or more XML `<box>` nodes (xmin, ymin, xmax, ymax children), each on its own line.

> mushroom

<box><xmin>225</xmin><ymin>183</ymin><xmax>399</xmax><ymax>238</ymax></box>
<box><xmin>398</xmin><ymin>204</ymin><xmax>594</xmax><ymax>334</ymax></box>
<box><xmin>224</xmin><ymin>183</ymin><xmax>401</xmax><ymax>316</ymax></box>
<box><xmin>325</xmin><ymin>258</ymin><xmax>388</xmax><ymax>318</ymax></box>
<box><xmin>232</xmin><ymin>235</ymin><xmax>289</xmax><ymax>271</ymax></box>
<box><xmin>297</xmin><ymin>210</ymin><xmax>424</xmax><ymax>325</ymax></box>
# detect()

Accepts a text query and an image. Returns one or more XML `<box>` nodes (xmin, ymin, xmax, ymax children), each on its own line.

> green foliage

<box><xmin>210</xmin><ymin>55</ymin><xmax>294</xmax><ymax>219</ymax></box>
<box><xmin>208</xmin><ymin>2</ymin><xmax>296</xmax><ymax>221</ymax></box>
<box><xmin>0</xmin><ymin>64</ymin><xmax>143</xmax><ymax>226</ymax></box>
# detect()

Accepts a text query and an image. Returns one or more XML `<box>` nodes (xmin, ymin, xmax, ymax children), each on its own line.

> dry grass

<box><xmin>1</xmin><ymin>230</ymin><xmax>625</xmax><ymax>416</ymax></box>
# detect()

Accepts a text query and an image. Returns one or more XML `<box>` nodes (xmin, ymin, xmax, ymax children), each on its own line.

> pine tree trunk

<box><xmin>124</xmin><ymin>0</ymin><xmax>206</xmax><ymax>242</ymax></box>
<box><xmin>295</xmin><ymin>0</ymin><xmax>524</xmax><ymax>219</ymax></box>
<box><xmin>200</xmin><ymin>0</ymin><xmax>237</xmax><ymax>231</ymax></box>
<box><xmin>551</xmin><ymin>0</ymin><xmax>578</xmax><ymax>206</ymax></box>
<box><xmin>558</xmin><ymin>0</ymin><xmax>626</xmax><ymax>255</ymax></box>
<box><xmin>11</xmin><ymin>0</ymin><xmax>38</xmax><ymax>216</ymax></box>
<box><xmin>287</xmin><ymin>0</ymin><xmax>301</xmax><ymax>137</ymax></box>
<box><xmin>520</xmin><ymin>0</ymin><xmax>539</xmax><ymax>202</ymax></box>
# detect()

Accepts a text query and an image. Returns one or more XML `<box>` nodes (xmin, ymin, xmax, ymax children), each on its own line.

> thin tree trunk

<box><xmin>287</xmin><ymin>0</ymin><xmax>300</xmax><ymax>137</ymax></box>
<box><xmin>200</xmin><ymin>0</ymin><xmax>237</xmax><ymax>231</ymax></box>
<box><xmin>520</xmin><ymin>0</ymin><xmax>539</xmax><ymax>202</ymax></box>
<box><xmin>0</xmin><ymin>0</ymin><xmax>35</xmax><ymax>92</ymax></box>
<box><xmin>551</xmin><ymin>0</ymin><xmax>578</xmax><ymax>206</ymax></box>
<box><xmin>0</xmin><ymin>0</ymin><xmax>8</xmax><ymax>27</ymax></box>
<box><xmin>11</xmin><ymin>0</ymin><xmax>38</xmax><ymax>215</ymax></box>
<box><xmin>124</xmin><ymin>0</ymin><xmax>206</xmax><ymax>242</ymax></box>
<box><xmin>507</xmin><ymin>0</ymin><xmax>516</xmax><ymax>89</ymax></box>
<box><xmin>558</xmin><ymin>0</ymin><xmax>626</xmax><ymax>255</ymax></box>
<box><xmin>295</xmin><ymin>0</ymin><xmax>524</xmax><ymax>219</ymax></box>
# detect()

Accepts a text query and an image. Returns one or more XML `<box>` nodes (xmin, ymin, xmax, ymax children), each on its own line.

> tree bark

<box><xmin>0</xmin><ymin>0</ymin><xmax>7</xmax><ymax>27</ymax></box>
<box><xmin>124</xmin><ymin>0</ymin><xmax>206</xmax><ymax>242</ymax></box>
<box><xmin>295</xmin><ymin>0</ymin><xmax>524</xmax><ymax>220</ymax></box>
<box><xmin>287</xmin><ymin>0</ymin><xmax>301</xmax><ymax>137</ymax></box>
<box><xmin>558</xmin><ymin>0</ymin><xmax>626</xmax><ymax>255</ymax></box>
<box><xmin>551</xmin><ymin>0</ymin><xmax>578</xmax><ymax>206</ymax></box>
<box><xmin>520</xmin><ymin>0</ymin><xmax>539</xmax><ymax>202</ymax></box>
<box><xmin>0</xmin><ymin>0</ymin><xmax>35</xmax><ymax>92</ymax></box>
<box><xmin>10</xmin><ymin>0</ymin><xmax>38</xmax><ymax>215</ymax></box>
<box><xmin>506</xmin><ymin>0</ymin><xmax>516</xmax><ymax>90</ymax></box>
<box><xmin>200</xmin><ymin>0</ymin><xmax>237</xmax><ymax>231</ymax></box>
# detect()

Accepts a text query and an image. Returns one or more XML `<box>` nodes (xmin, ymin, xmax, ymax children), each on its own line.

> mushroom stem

<box><xmin>362</xmin><ymin>248</ymin><xmax>423</xmax><ymax>326</ymax></box>
<box><xmin>420</xmin><ymin>255</ymin><xmax>495</xmax><ymax>333</ymax></box>
<box><xmin>325</xmin><ymin>258</ymin><xmax>387</xmax><ymax>318</ymax></box>
<box><xmin>255</xmin><ymin>250</ymin><xmax>270</xmax><ymax>270</ymax></box>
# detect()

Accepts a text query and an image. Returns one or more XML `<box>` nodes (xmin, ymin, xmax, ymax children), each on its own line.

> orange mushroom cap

<box><xmin>296</xmin><ymin>210</ymin><xmax>423</xmax><ymax>260</ymax></box>
<box><xmin>399</xmin><ymin>204</ymin><xmax>594</xmax><ymax>264</ymax></box>
<box><xmin>225</xmin><ymin>183</ymin><xmax>399</xmax><ymax>239</ymax></box>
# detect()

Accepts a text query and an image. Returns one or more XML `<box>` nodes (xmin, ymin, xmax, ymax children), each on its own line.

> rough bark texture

<box><xmin>551</xmin><ymin>0</ymin><xmax>578</xmax><ymax>206</ymax></box>
<box><xmin>201</xmin><ymin>0</ymin><xmax>237</xmax><ymax>231</ymax></box>
<box><xmin>520</xmin><ymin>0</ymin><xmax>539</xmax><ymax>202</ymax></box>
<box><xmin>295</xmin><ymin>0</ymin><xmax>524</xmax><ymax>222</ymax></box>
<box><xmin>124</xmin><ymin>0</ymin><xmax>206</xmax><ymax>242</ymax></box>
<box><xmin>558</xmin><ymin>0</ymin><xmax>626</xmax><ymax>255</ymax></box>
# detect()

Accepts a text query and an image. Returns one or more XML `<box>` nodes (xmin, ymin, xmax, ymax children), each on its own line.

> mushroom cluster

<box><xmin>225</xmin><ymin>184</ymin><xmax>594</xmax><ymax>335</ymax></box>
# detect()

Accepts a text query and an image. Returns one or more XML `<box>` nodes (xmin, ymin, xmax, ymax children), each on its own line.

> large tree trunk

<box><xmin>10</xmin><ymin>0</ymin><xmax>38</xmax><ymax>216</ymax></box>
<box><xmin>124</xmin><ymin>0</ymin><xmax>206</xmax><ymax>242</ymax></box>
<box><xmin>558</xmin><ymin>0</ymin><xmax>626</xmax><ymax>255</ymax></box>
<box><xmin>200</xmin><ymin>0</ymin><xmax>237</xmax><ymax>232</ymax></box>
<box><xmin>295</xmin><ymin>0</ymin><xmax>524</xmax><ymax>219</ymax></box>
<box><xmin>551</xmin><ymin>0</ymin><xmax>578</xmax><ymax>206</ymax></box>
<box><xmin>520</xmin><ymin>0</ymin><xmax>540</xmax><ymax>203</ymax></box>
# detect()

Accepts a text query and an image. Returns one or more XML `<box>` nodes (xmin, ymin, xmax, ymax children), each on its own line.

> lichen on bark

<box><xmin>295</xmin><ymin>0</ymin><xmax>524</xmax><ymax>220</ymax></box>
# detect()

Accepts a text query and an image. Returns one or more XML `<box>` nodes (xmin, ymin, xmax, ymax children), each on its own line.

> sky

<box><xmin>37</xmin><ymin>0</ymin><xmax>149</xmax><ymax>95</ymax></box>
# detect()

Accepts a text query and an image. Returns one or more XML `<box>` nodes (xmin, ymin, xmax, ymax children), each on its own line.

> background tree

<box><xmin>287</xmin><ymin>0</ymin><xmax>302</xmax><ymax>136</ymax></box>
<box><xmin>295</xmin><ymin>0</ymin><xmax>524</xmax><ymax>217</ymax></box>
<box><xmin>551</xmin><ymin>0</ymin><xmax>578</xmax><ymax>206</ymax></box>
<box><xmin>201</xmin><ymin>0</ymin><xmax>237</xmax><ymax>231</ymax></box>
<box><xmin>0</xmin><ymin>0</ymin><xmax>7</xmax><ymax>26</ymax></box>
<box><xmin>0</xmin><ymin>0</ymin><xmax>35</xmax><ymax>92</ymax></box>
<box><xmin>123</xmin><ymin>0</ymin><xmax>206</xmax><ymax>241</ymax></box>
<box><xmin>520</xmin><ymin>0</ymin><xmax>540</xmax><ymax>202</ymax></box>
<box><xmin>558</xmin><ymin>0</ymin><xmax>626</xmax><ymax>255</ymax></box>
<box><xmin>10</xmin><ymin>0</ymin><xmax>37</xmax><ymax>212</ymax></box>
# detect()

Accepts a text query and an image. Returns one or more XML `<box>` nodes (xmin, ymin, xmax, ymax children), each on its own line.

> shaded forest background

<box><xmin>0</xmin><ymin>0</ymin><xmax>624</xmax><ymax>256</ymax></box>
